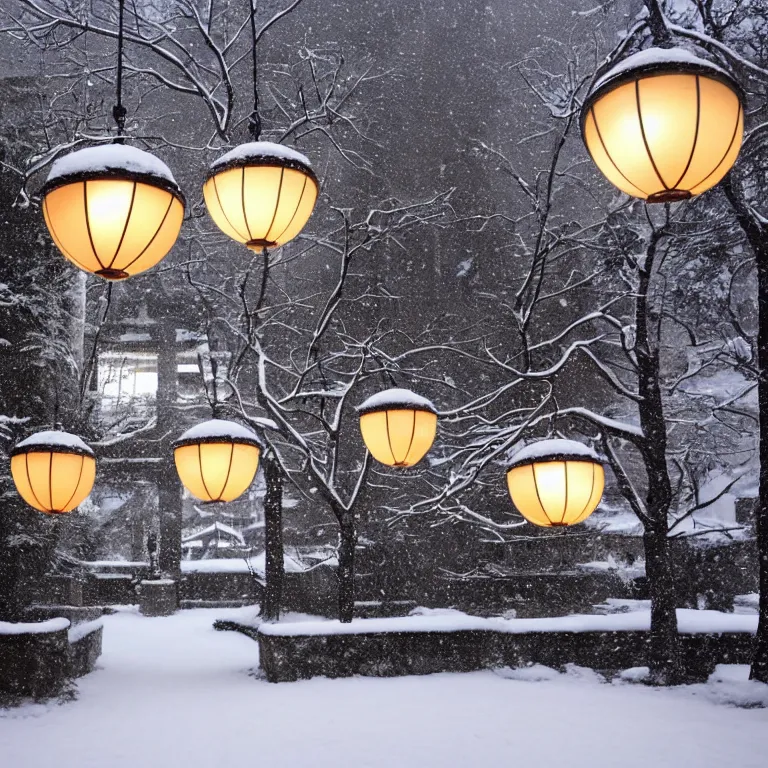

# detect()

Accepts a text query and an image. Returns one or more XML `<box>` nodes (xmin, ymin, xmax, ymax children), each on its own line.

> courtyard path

<box><xmin>1</xmin><ymin>608</ymin><xmax>767</xmax><ymax>768</ymax></box>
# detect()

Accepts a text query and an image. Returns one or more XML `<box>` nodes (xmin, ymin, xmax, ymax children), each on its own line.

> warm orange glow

<box><xmin>10</xmin><ymin>432</ymin><xmax>96</xmax><ymax>514</ymax></box>
<box><xmin>506</xmin><ymin>459</ymin><xmax>604</xmax><ymax>528</ymax></box>
<box><xmin>583</xmin><ymin>52</ymin><xmax>744</xmax><ymax>202</ymax></box>
<box><xmin>41</xmin><ymin>146</ymin><xmax>184</xmax><ymax>280</ymax></box>
<box><xmin>203</xmin><ymin>142</ymin><xmax>318</xmax><ymax>251</ymax></box>
<box><xmin>173</xmin><ymin>420</ymin><xmax>262</xmax><ymax>503</ymax></box>
<box><xmin>359</xmin><ymin>409</ymin><xmax>438</xmax><ymax>467</ymax></box>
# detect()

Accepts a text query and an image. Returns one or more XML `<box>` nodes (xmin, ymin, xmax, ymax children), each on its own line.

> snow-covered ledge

<box><xmin>0</xmin><ymin>617</ymin><xmax>70</xmax><ymax>635</ymax></box>
<box><xmin>255</xmin><ymin>609</ymin><xmax>756</xmax><ymax>684</ymax></box>
<box><xmin>258</xmin><ymin>609</ymin><xmax>757</xmax><ymax>637</ymax></box>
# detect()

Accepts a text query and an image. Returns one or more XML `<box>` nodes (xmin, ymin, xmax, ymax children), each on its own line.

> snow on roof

<box><xmin>209</xmin><ymin>141</ymin><xmax>312</xmax><ymax>173</ymax></box>
<box><xmin>47</xmin><ymin>144</ymin><xmax>178</xmax><ymax>185</ymax></box>
<box><xmin>0</xmin><ymin>617</ymin><xmax>70</xmax><ymax>635</ymax></box>
<box><xmin>175</xmin><ymin>419</ymin><xmax>262</xmax><ymax>445</ymax></box>
<box><xmin>357</xmin><ymin>388</ymin><xmax>437</xmax><ymax>414</ymax></box>
<box><xmin>592</xmin><ymin>47</ymin><xmax>737</xmax><ymax>95</ymax></box>
<box><xmin>508</xmin><ymin>438</ymin><xmax>600</xmax><ymax>467</ymax></box>
<box><xmin>13</xmin><ymin>430</ymin><xmax>94</xmax><ymax>455</ymax></box>
<box><xmin>179</xmin><ymin>551</ymin><xmax>305</xmax><ymax>575</ymax></box>
<box><xmin>182</xmin><ymin>521</ymin><xmax>245</xmax><ymax>546</ymax></box>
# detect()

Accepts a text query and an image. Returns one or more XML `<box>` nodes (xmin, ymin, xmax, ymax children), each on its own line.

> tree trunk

<box><xmin>337</xmin><ymin>513</ymin><xmax>357</xmax><ymax>623</ymax></box>
<box><xmin>155</xmin><ymin>325</ymin><xmax>181</xmax><ymax>589</ymax></box>
<box><xmin>643</xmin><ymin>524</ymin><xmax>682</xmax><ymax>683</ymax></box>
<box><xmin>261</xmin><ymin>453</ymin><xmax>284</xmax><ymax>622</ymax></box>
<box><xmin>635</xmin><ymin>231</ymin><xmax>683</xmax><ymax>684</ymax></box>
<box><xmin>754</xmin><ymin>251</ymin><xmax>768</xmax><ymax>681</ymax></box>
<box><xmin>723</xmin><ymin>179</ymin><xmax>768</xmax><ymax>682</ymax></box>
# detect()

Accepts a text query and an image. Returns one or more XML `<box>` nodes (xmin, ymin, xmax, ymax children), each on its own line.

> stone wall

<box><xmin>282</xmin><ymin>567</ymin><xmax>338</xmax><ymax>616</ymax></box>
<box><xmin>424</xmin><ymin>571</ymin><xmax>632</xmax><ymax>618</ymax></box>
<box><xmin>68</xmin><ymin>622</ymin><xmax>104</xmax><ymax>678</ymax></box>
<box><xmin>258</xmin><ymin>628</ymin><xmax>755</xmax><ymax>684</ymax></box>
<box><xmin>0</xmin><ymin>622</ymin><xmax>71</xmax><ymax>700</ymax></box>
<box><xmin>1</xmin><ymin>610</ymin><xmax>104</xmax><ymax>703</ymax></box>
<box><xmin>179</xmin><ymin>572</ymin><xmax>262</xmax><ymax>604</ymax></box>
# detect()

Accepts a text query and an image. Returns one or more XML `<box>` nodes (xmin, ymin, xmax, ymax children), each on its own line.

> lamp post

<box><xmin>580</xmin><ymin>32</ymin><xmax>748</xmax><ymax>681</ymax></box>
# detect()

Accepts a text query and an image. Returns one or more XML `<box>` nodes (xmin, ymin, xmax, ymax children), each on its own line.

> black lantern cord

<box><xmin>248</xmin><ymin>0</ymin><xmax>262</xmax><ymax>140</ymax></box>
<box><xmin>200</xmin><ymin>352</ymin><xmax>222</xmax><ymax>418</ymax></box>
<box><xmin>211</xmin><ymin>357</ymin><xmax>220</xmax><ymax>418</ymax></box>
<box><xmin>113</xmin><ymin>0</ymin><xmax>127</xmax><ymax>140</ymax></box>
<box><xmin>52</xmin><ymin>382</ymin><xmax>62</xmax><ymax>431</ymax></box>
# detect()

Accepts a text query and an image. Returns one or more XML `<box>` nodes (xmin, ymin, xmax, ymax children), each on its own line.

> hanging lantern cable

<box><xmin>248</xmin><ymin>0</ymin><xmax>262</xmax><ymax>141</ymax></box>
<box><xmin>52</xmin><ymin>384</ymin><xmax>62</xmax><ymax>432</ymax></box>
<box><xmin>247</xmin><ymin>0</ymin><xmax>268</xmax><ymax>262</ymax></box>
<box><xmin>209</xmin><ymin>355</ymin><xmax>221</xmax><ymax>419</ymax></box>
<box><xmin>113</xmin><ymin>0</ymin><xmax>127</xmax><ymax>143</ymax></box>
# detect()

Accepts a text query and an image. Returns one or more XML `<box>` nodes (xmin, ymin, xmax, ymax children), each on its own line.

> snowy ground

<box><xmin>1</xmin><ymin>608</ymin><xmax>767</xmax><ymax>768</ymax></box>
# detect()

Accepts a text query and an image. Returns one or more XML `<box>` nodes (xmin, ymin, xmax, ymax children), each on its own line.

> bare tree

<box><xmin>188</xmin><ymin>191</ymin><xmax>455</xmax><ymax>621</ymax></box>
<box><xmin>386</xmin><ymin>13</ymin><xmax>761</xmax><ymax>683</ymax></box>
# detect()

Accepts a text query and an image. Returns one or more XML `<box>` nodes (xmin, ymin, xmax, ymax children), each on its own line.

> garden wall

<box><xmin>0</xmin><ymin>611</ymin><xmax>104</xmax><ymax>701</ymax></box>
<box><xmin>0</xmin><ymin>619</ymin><xmax>71</xmax><ymax>699</ymax></box>
<box><xmin>256</xmin><ymin>615</ymin><xmax>756</xmax><ymax>684</ymax></box>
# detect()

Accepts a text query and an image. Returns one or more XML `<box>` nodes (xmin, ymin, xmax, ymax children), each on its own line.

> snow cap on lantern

<box><xmin>506</xmin><ymin>438</ymin><xmax>604</xmax><ymax>527</ymax></box>
<box><xmin>357</xmin><ymin>388</ymin><xmax>438</xmax><ymax>468</ymax></box>
<box><xmin>41</xmin><ymin>144</ymin><xmax>185</xmax><ymax>280</ymax></box>
<box><xmin>10</xmin><ymin>430</ymin><xmax>96</xmax><ymax>514</ymax></box>
<box><xmin>582</xmin><ymin>47</ymin><xmax>744</xmax><ymax>203</ymax></box>
<box><xmin>173</xmin><ymin>419</ymin><xmax>262</xmax><ymax>503</ymax></box>
<box><xmin>203</xmin><ymin>141</ymin><xmax>318</xmax><ymax>251</ymax></box>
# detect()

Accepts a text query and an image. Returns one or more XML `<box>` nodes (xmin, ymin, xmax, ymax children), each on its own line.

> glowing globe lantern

<box><xmin>10</xmin><ymin>431</ymin><xmax>96</xmax><ymax>514</ymax></box>
<box><xmin>582</xmin><ymin>48</ymin><xmax>744</xmax><ymax>203</ymax></box>
<box><xmin>506</xmin><ymin>439</ymin><xmax>604</xmax><ymax>527</ymax></box>
<box><xmin>357</xmin><ymin>389</ymin><xmax>438</xmax><ymax>468</ymax></box>
<box><xmin>203</xmin><ymin>142</ymin><xmax>318</xmax><ymax>251</ymax></box>
<box><xmin>41</xmin><ymin>144</ymin><xmax>185</xmax><ymax>280</ymax></box>
<box><xmin>174</xmin><ymin>419</ymin><xmax>262</xmax><ymax>503</ymax></box>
